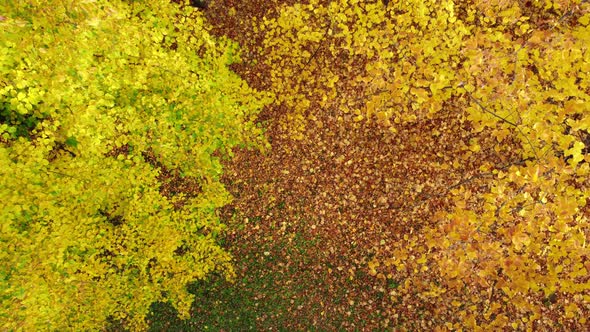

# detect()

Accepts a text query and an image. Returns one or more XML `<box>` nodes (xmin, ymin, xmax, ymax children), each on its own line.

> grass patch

<box><xmin>147</xmin><ymin>269</ymin><xmax>280</xmax><ymax>330</ymax></box>
<box><xmin>147</xmin><ymin>217</ymin><xmax>323</xmax><ymax>330</ymax></box>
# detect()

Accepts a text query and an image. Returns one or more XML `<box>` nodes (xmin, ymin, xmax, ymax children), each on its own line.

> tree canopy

<box><xmin>0</xmin><ymin>0</ymin><xmax>270</xmax><ymax>329</ymax></box>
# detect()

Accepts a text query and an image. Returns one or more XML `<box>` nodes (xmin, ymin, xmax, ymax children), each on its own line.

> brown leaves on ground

<box><xmin>196</xmin><ymin>0</ymin><xmax>590</xmax><ymax>330</ymax></box>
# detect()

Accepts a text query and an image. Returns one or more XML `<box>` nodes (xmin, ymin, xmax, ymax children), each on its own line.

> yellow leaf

<box><xmin>468</xmin><ymin>139</ymin><xmax>480</xmax><ymax>152</ymax></box>
<box><xmin>579</xmin><ymin>14</ymin><xmax>590</xmax><ymax>26</ymax></box>
<box><xmin>376</xmin><ymin>111</ymin><xmax>388</xmax><ymax>121</ymax></box>
<box><xmin>565</xmin><ymin>303</ymin><xmax>579</xmax><ymax>318</ymax></box>
<box><xmin>417</xmin><ymin>254</ymin><xmax>427</xmax><ymax>264</ymax></box>
<box><xmin>566</xmin><ymin>141</ymin><xmax>585</xmax><ymax>166</ymax></box>
<box><xmin>368</xmin><ymin>259</ymin><xmax>380</xmax><ymax>276</ymax></box>
<box><xmin>512</xmin><ymin>231</ymin><xmax>530</xmax><ymax>251</ymax></box>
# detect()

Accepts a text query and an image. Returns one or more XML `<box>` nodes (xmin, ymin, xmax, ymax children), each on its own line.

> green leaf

<box><xmin>65</xmin><ymin>136</ymin><xmax>78</xmax><ymax>148</ymax></box>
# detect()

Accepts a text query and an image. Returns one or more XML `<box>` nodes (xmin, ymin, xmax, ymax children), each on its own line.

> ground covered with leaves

<box><xmin>149</xmin><ymin>0</ymin><xmax>590</xmax><ymax>330</ymax></box>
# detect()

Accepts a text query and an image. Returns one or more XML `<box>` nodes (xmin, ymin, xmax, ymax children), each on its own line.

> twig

<box><xmin>466</xmin><ymin>92</ymin><xmax>540</xmax><ymax>163</ymax></box>
<box><xmin>302</xmin><ymin>17</ymin><xmax>332</xmax><ymax>70</ymax></box>
<box><xmin>495</xmin><ymin>183</ymin><xmax>527</xmax><ymax>218</ymax></box>
<box><xmin>46</xmin><ymin>169</ymin><xmax>78</xmax><ymax>179</ymax></box>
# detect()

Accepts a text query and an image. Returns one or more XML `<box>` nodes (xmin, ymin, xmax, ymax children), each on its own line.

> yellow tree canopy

<box><xmin>0</xmin><ymin>0</ymin><xmax>271</xmax><ymax>329</ymax></box>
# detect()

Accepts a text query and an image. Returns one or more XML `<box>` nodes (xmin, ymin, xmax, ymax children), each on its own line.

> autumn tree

<box><xmin>0</xmin><ymin>0</ymin><xmax>271</xmax><ymax>329</ymax></box>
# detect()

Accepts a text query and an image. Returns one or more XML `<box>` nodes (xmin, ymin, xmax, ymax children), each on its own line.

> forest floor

<box><xmin>148</xmin><ymin>0</ymin><xmax>579</xmax><ymax>330</ymax></box>
<box><xmin>148</xmin><ymin>1</ymin><xmax>516</xmax><ymax>331</ymax></box>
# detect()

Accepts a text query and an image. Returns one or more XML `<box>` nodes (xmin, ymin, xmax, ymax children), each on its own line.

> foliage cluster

<box><xmin>0</xmin><ymin>0</ymin><xmax>270</xmax><ymax>330</ymax></box>
<box><xmin>257</xmin><ymin>0</ymin><xmax>589</xmax><ymax>329</ymax></box>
